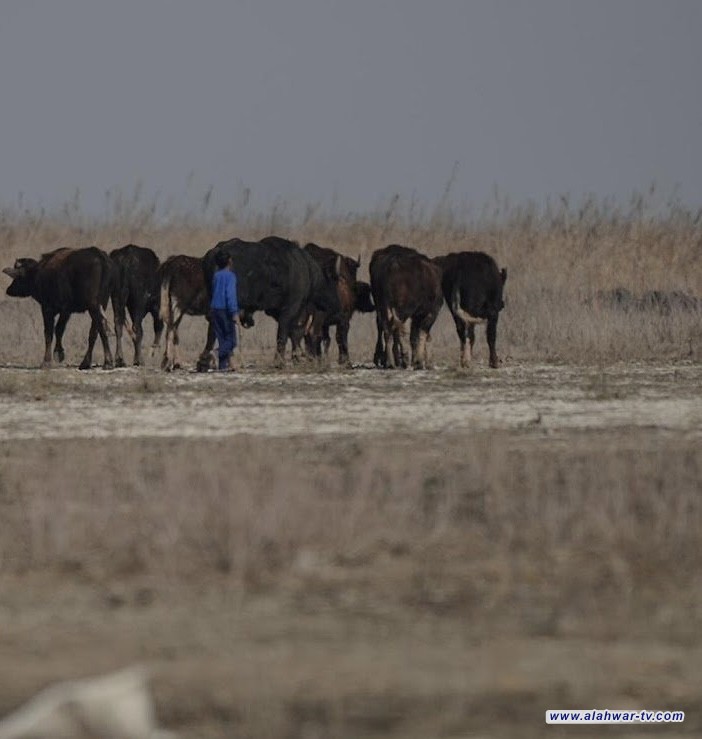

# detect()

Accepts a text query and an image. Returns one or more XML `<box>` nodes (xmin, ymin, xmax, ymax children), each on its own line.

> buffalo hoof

<box><xmin>102</xmin><ymin>360</ymin><xmax>114</xmax><ymax>370</ymax></box>
<box><xmin>196</xmin><ymin>352</ymin><xmax>215</xmax><ymax>372</ymax></box>
<box><xmin>41</xmin><ymin>360</ymin><xmax>52</xmax><ymax>370</ymax></box>
<box><xmin>489</xmin><ymin>358</ymin><xmax>500</xmax><ymax>369</ymax></box>
<box><xmin>115</xmin><ymin>357</ymin><xmax>126</xmax><ymax>368</ymax></box>
<box><xmin>78</xmin><ymin>360</ymin><xmax>91</xmax><ymax>371</ymax></box>
<box><xmin>53</xmin><ymin>349</ymin><xmax>65</xmax><ymax>363</ymax></box>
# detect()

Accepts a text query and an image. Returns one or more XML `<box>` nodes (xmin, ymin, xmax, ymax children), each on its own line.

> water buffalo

<box><xmin>370</xmin><ymin>244</ymin><xmax>443</xmax><ymax>369</ymax></box>
<box><xmin>302</xmin><ymin>243</ymin><xmax>374</xmax><ymax>364</ymax></box>
<box><xmin>158</xmin><ymin>255</ymin><xmax>213</xmax><ymax>371</ymax></box>
<box><xmin>110</xmin><ymin>244</ymin><xmax>164</xmax><ymax>367</ymax></box>
<box><xmin>433</xmin><ymin>251</ymin><xmax>507</xmax><ymax>369</ymax></box>
<box><xmin>200</xmin><ymin>236</ymin><xmax>340</xmax><ymax>366</ymax></box>
<box><xmin>3</xmin><ymin>246</ymin><xmax>114</xmax><ymax>369</ymax></box>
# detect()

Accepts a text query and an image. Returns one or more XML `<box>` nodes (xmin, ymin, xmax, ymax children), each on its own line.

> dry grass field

<box><xmin>0</xmin><ymin>191</ymin><xmax>700</xmax><ymax>737</ymax></box>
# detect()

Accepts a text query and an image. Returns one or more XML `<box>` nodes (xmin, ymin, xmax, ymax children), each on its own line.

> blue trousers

<box><xmin>212</xmin><ymin>309</ymin><xmax>237</xmax><ymax>369</ymax></box>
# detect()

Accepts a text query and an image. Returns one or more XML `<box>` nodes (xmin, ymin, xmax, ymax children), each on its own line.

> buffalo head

<box><xmin>339</xmin><ymin>254</ymin><xmax>361</xmax><ymax>282</ymax></box>
<box><xmin>239</xmin><ymin>309</ymin><xmax>255</xmax><ymax>328</ymax></box>
<box><xmin>353</xmin><ymin>281</ymin><xmax>375</xmax><ymax>313</ymax></box>
<box><xmin>3</xmin><ymin>258</ymin><xmax>39</xmax><ymax>297</ymax></box>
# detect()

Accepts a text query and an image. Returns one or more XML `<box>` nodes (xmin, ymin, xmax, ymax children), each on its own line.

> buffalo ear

<box><xmin>356</xmin><ymin>254</ymin><xmax>361</xmax><ymax>269</ymax></box>
<box><xmin>2</xmin><ymin>266</ymin><xmax>19</xmax><ymax>279</ymax></box>
<box><xmin>500</xmin><ymin>268</ymin><xmax>507</xmax><ymax>285</ymax></box>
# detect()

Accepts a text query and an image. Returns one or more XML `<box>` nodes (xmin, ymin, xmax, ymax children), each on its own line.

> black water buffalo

<box><xmin>433</xmin><ymin>251</ymin><xmax>507</xmax><ymax>369</ymax></box>
<box><xmin>370</xmin><ymin>244</ymin><xmax>443</xmax><ymax>369</ymax></box>
<box><xmin>302</xmin><ymin>243</ymin><xmax>374</xmax><ymax>364</ymax></box>
<box><xmin>158</xmin><ymin>255</ymin><xmax>213</xmax><ymax>371</ymax></box>
<box><xmin>201</xmin><ymin>236</ymin><xmax>341</xmax><ymax>365</ymax></box>
<box><xmin>109</xmin><ymin>244</ymin><xmax>164</xmax><ymax>367</ymax></box>
<box><xmin>3</xmin><ymin>246</ymin><xmax>114</xmax><ymax>369</ymax></box>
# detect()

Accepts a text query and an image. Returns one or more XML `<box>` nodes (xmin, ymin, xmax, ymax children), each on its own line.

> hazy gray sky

<box><xmin>1</xmin><ymin>0</ymin><xmax>701</xmax><ymax>215</ymax></box>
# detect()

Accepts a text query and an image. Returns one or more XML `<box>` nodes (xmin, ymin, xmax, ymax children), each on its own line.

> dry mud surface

<box><xmin>0</xmin><ymin>360</ymin><xmax>700</xmax><ymax>440</ymax></box>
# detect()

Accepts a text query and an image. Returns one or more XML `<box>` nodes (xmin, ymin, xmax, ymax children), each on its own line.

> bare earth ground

<box><xmin>0</xmin><ymin>362</ymin><xmax>700</xmax><ymax>440</ymax></box>
<box><xmin>0</xmin><ymin>361</ymin><xmax>701</xmax><ymax>738</ymax></box>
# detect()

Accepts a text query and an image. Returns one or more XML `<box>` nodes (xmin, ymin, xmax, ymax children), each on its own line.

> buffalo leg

<box><xmin>79</xmin><ymin>311</ymin><xmax>100</xmax><ymax>370</ymax></box>
<box><xmin>41</xmin><ymin>307</ymin><xmax>56</xmax><ymax>368</ymax></box>
<box><xmin>53</xmin><ymin>311</ymin><xmax>70</xmax><ymax>364</ymax></box>
<box><xmin>130</xmin><ymin>307</ymin><xmax>145</xmax><ymax>366</ymax></box>
<box><xmin>113</xmin><ymin>300</ymin><xmax>127</xmax><ymax>368</ymax></box>
<box><xmin>336</xmin><ymin>319</ymin><xmax>350</xmax><ymax>366</ymax></box>
<box><xmin>383</xmin><ymin>318</ymin><xmax>394</xmax><ymax>368</ymax></box>
<box><xmin>196</xmin><ymin>317</ymin><xmax>216</xmax><ymax>372</ymax></box>
<box><xmin>417</xmin><ymin>328</ymin><xmax>429</xmax><ymax>369</ymax></box>
<box><xmin>150</xmin><ymin>308</ymin><xmax>164</xmax><ymax>357</ymax></box>
<box><xmin>454</xmin><ymin>316</ymin><xmax>474</xmax><ymax>367</ymax></box>
<box><xmin>173</xmin><ymin>320</ymin><xmax>182</xmax><ymax>369</ymax></box>
<box><xmin>373</xmin><ymin>311</ymin><xmax>386</xmax><ymax>368</ymax></box>
<box><xmin>161</xmin><ymin>322</ymin><xmax>173</xmax><ymax>370</ymax></box>
<box><xmin>304</xmin><ymin>332</ymin><xmax>318</xmax><ymax>358</ymax></box>
<box><xmin>289</xmin><ymin>321</ymin><xmax>306</xmax><ymax>362</ymax></box>
<box><xmin>163</xmin><ymin>300</ymin><xmax>183</xmax><ymax>371</ymax></box>
<box><xmin>80</xmin><ymin>308</ymin><xmax>113</xmax><ymax>370</ymax></box>
<box><xmin>487</xmin><ymin>315</ymin><xmax>499</xmax><ymax>369</ymax></box>
<box><xmin>393</xmin><ymin>319</ymin><xmax>408</xmax><ymax>369</ymax></box>
<box><xmin>409</xmin><ymin>319</ymin><xmax>420</xmax><ymax>368</ymax></box>
<box><xmin>99</xmin><ymin>308</ymin><xmax>114</xmax><ymax>369</ymax></box>
<box><xmin>410</xmin><ymin>319</ymin><xmax>429</xmax><ymax>370</ymax></box>
<box><xmin>305</xmin><ymin>312</ymin><xmax>325</xmax><ymax>360</ymax></box>
<box><xmin>275</xmin><ymin>307</ymin><xmax>301</xmax><ymax>366</ymax></box>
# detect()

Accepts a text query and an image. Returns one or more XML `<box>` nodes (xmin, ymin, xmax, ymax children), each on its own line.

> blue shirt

<box><xmin>211</xmin><ymin>268</ymin><xmax>239</xmax><ymax>315</ymax></box>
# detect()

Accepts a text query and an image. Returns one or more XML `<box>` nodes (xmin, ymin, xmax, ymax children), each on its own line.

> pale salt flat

<box><xmin>0</xmin><ymin>362</ymin><xmax>700</xmax><ymax>440</ymax></box>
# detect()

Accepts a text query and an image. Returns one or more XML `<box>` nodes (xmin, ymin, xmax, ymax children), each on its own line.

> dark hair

<box><xmin>215</xmin><ymin>250</ymin><xmax>230</xmax><ymax>269</ymax></box>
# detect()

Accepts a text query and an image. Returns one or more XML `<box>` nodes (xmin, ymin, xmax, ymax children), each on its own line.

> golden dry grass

<box><xmin>0</xmin><ymin>186</ymin><xmax>700</xmax><ymax>367</ymax></box>
<box><xmin>1</xmin><ymin>431</ymin><xmax>700</xmax><ymax>640</ymax></box>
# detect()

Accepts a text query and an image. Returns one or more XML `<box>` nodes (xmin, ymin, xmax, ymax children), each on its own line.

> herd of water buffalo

<box><xmin>2</xmin><ymin>236</ymin><xmax>508</xmax><ymax>371</ymax></box>
<box><xmin>3</xmin><ymin>235</ymin><xmax>699</xmax><ymax>372</ymax></box>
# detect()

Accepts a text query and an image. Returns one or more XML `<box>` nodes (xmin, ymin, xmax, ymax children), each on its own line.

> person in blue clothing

<box><xmin>210</xmin><ymin>250</ymin><xmax>240</xmax><ymax>371</ymax></box>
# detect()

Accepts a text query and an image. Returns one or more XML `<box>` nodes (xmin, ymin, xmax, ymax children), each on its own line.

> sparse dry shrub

<box><xmin>1</xmin><ymin>432</ymin><xmax>700</xmax><ymax>639</ymax></box>
<box><xmin>0</xmin><ymin>186</ymin><xmax>700</xmax><ymax>367</ymax></box>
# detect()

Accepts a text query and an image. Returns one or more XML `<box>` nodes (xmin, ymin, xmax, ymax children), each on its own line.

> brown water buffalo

<box><xmin>158</xmin><ymin>255</ymin><xmax>213</xmax><ymax>370</ymax></box>
<box><xmin>434</xmin><ymin>251</ymin><xmax>507</xmax><ymax>368</ymax></box>
<box><xmin>302</xmin><ymin>243</ymin><xmax>374</xmax><ymax>364</ymax></box>
<box><xmin>3</xmin><ymin>246</ymin><xmax>114</xmax><ymax>369</ymax></box>
<box><xmin>370</xmin><ymin>244</ymin><xmax>443</xmax><ymax>369</ymax></box>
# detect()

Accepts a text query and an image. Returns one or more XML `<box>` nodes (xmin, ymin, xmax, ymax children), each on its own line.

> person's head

<box><xmin>215</xmin><ymin>250</ymin><xmax>231</xmax><ymax>270</ymax></box>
